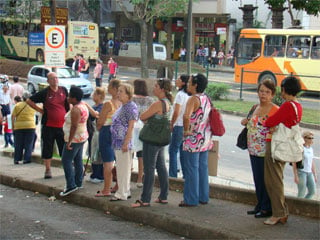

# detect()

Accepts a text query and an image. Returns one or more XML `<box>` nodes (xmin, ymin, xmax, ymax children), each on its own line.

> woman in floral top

<box><xmin>60</xmin><ymin>86</ymin><xmax>89</xmax><ymax>197</ymax></box>
<box><xmin>241</xmin><ymin>79</ymin><xmax>278</xmax><ymax>218</ymax></box>
<box><xmin>110</xmin><ymin>83</ymin><xmax>138</xmax><ymax>201</ymax></box>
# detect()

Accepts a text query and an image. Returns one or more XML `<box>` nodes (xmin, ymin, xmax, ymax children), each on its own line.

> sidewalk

<box><xmin>0</xmin><ymin>152</ymin><xmax>319</xmax><ymax>239</ymax></box>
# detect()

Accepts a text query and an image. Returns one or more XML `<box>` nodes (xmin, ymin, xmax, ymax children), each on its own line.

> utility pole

<box><xmin>186</xmin><ymin>0</ymin><xmax>192</xmax><ymax>75</ymax></box>
<box><xmin>50</xmin><ymin>0</ymin><xmax>57</xmax><ymax>72</ymax></box>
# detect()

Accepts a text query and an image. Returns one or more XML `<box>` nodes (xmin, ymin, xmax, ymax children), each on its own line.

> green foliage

<box><xmin>291</xmin><ymin>0</ymin><xmax>320</xmax><ymax>16</ymax></box>
<box><xmin>265</xmin><ymin>0</ymin><xmax>286</xmax><ymax>9</ymax></box>
<box><xmin>272</xmin><ymin>87</ymin><xmax>284</xmax><ymax>106</ymax></box>
<box><xmin>205</xmin><ymin>83</ymin><xmax>230</xmax><ymax>100</ymax></box>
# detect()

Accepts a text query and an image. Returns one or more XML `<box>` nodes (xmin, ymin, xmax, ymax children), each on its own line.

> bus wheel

<box><xmin>28</xmin><ymin>84</ymin><xmax>35</xmax><ymax>94</ymax></box>
<box><xmin>36</xmin><ymin>50</ymin><xmax>44</xmax><ymax>62</ymax></box>
<box><xmin>259</xmin><ymin>73</ymin><xmax>276</xmax><ymax>85</ymax></box>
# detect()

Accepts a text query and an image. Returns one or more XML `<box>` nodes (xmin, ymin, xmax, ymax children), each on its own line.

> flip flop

<box><xmin>95</xmin><ymin>191</ymin><xmax>111</xmax><ymax>197</ymax></box>
<box><xmin>154</xmin><ymin>198</ymin><xmax>168</xmax><ymax>204</ymax></box>
<box><xmin>131</xmin><ymin>200</ymin><xmax>150</xmax><ymax>208</ymax></box>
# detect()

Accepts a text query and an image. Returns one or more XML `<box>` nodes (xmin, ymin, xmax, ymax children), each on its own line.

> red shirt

<box><xmin>108</xmin><ymin>62</ymin><xmax>118</xmax><ymax>74</ymax></box>
<box><xmin>3</xmin><ymin>122</ymin><xmax>12</xmax><ymax>133</ymax></box>
<box><xmin>264</xmin><ymin>101</ymin><xmax>302</xmax><ymax>129</ymax></box>
<box><xmin>44</xmin><ymin>88</ymin><xmax>67</xmax><ymax>128</ymax></box>
<box><xmin>78</xmin><ymin>59</ymin><xmax>85</xmax><ymax>72</ymax></box>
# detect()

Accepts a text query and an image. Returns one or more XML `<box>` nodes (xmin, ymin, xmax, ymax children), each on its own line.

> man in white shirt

<box><xmin>10</xmin><ymin>76</ymin><xmax>24</xmax><ymax>104</ymax></box>
<box><xmin>0</xmin><ymin>75</ymin><xmax>11</xmax><ymax>135</ymax></box>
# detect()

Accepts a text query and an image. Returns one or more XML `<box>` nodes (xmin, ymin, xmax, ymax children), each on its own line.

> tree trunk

<box><xmin>271</xmin><ymin>7</ymin><xmax>286</xmax><ymax>29</ymax></box>
<box><xmin>27</xmin><ymin>0</ymin><xmax>32</xmax><ymax>62</ymax></box>
<box><xmin>166</xmin><ymin>18</ymin><xmax>172</xmax><ymax>60</ymax></box>
<box><xmin>147</xmin><ymin>22</ymin><xmax>153</xmax><ymax>60</ymax></box>
<box><xmin>140</xmin><ymin>20</ymin><xmax>149</xmax><ymax>78</ymax></box>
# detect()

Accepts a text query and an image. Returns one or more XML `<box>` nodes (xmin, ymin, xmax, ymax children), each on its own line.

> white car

<box><xmin>27</xmin><ymin>65</ymin><xmax>93</xmax><ymax>97</ymax></box>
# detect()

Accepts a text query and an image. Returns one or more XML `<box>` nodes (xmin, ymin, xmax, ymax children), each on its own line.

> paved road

<box><xmin>0</xmin><ymin>184</ymin><xmax>181</xmax><ymax>239</ymax></box>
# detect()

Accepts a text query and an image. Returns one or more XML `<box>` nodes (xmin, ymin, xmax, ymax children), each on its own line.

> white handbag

<box><xmin>271</xmin><ymin>102</ymin><xmax>305</xmax><ymax>163</ymax></box>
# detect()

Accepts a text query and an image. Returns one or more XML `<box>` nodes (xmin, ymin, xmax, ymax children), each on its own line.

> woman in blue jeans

<box><xmin>180</xmin><ymin>73</ymin><xmax>213</xmax><ymax>207</ymax></box>
<box><xmin>132</xmin><ymin>78</ymin><xmax>173</xmax><ymax>208</ymax></box>
<box><xmin>169</xmin><ymin>74</ymin><xmax>189</xmax><ymax>178</ymax></box>
<box><xmin>60</xmin><ymin>86</ymin><xmax>89</xmax><ymax>197</ymax></box>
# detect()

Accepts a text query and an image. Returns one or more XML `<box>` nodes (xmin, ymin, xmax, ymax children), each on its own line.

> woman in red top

<box><xmin>263</xmin><ymin>76</ymin><xmax>302</xmax><ymax>225</ymax></box>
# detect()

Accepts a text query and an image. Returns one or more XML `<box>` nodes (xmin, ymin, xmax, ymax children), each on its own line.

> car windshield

<box><xmin>56</xmin><ymin>68</ymin><xmax>79</xmax><ymax>78</ymax></box>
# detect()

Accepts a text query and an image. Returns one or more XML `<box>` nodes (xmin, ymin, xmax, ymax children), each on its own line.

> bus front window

<box><xmin>237</xmin><ymin>38</ymin><xmax>262</xmax><ymax>65</ymax></box>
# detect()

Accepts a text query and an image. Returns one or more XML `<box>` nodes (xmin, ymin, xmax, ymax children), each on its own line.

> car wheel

<box><xmin>36</xmin><ymin>49</ymin><xmax>44</xmax><ymax>62</ymax></box>
<box><xmin>28</xmin><ymin>84</ymin><xmax>35</xmax><ymax>94</ymax></box>
<box><xmin>259</xmin><ymin>73</ymin><xmax>276</xmax><ymax>85</ymax></box>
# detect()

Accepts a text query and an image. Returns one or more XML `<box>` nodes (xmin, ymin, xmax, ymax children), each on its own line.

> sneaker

<box><xmin>89</xmin><ymin>178</ymin><xmax>104</xmax><ymax>183</ymax></box>
<box><xmin>44</xmin><ymin>170</ymin><xmax>52</xmax><ymax>179</ymax></box>
<box><xmin>59</xmin><ymin>187</ymin><xmax>78</xmax><ymax>197</ymax></box>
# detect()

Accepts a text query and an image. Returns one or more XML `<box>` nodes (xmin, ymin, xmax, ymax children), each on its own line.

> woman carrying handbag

<box><xmin>240</xmin><ymin>79</ymin><xmax>278</xmax><ymax>218</ymax></box>
<box><xmin>263</xmin><ymin>76</ymin><xmax>303</xmax><ymax>225</ymax></box>
<box><xmin>131</xmin><ymin>78</ymin><xmax>172</xmax><ymax>208</ymax></box>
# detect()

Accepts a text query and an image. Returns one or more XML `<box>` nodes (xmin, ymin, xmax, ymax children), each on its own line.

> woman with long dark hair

<box><xmin>169</xmin><ymin>74</ymin><xmax>189</xmax><ymax>178</ymax></box>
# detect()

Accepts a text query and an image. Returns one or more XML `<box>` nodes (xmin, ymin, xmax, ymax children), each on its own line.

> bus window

<box><xmin>236</xmin><ymin>38</ymin><xmax>262</xmax><ymax>65</ymax></box>
<box><xmin>287</xmin><ymin>36</ymin><xmax>311</xmax><ymax>58</ymax></box>
<box><xmin>311</xmin><ymin>36</ymin><xmax>320</xmax><ymax>59</ymax></box>
<box><xmin>264</xmin><ymin>35</ymin><xmax>286</xmax><ymax>57</ymax></box>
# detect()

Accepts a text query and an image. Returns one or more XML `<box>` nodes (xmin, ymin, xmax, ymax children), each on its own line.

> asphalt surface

<box><xmin>0</xmin><ymin>153</ymin><xmax>319</xmax><ymax>239</ymax></box>
<box><xmin>0</xmin><ymin>184</ymin><xmax>180</xmax><ymax>239</ymax></box>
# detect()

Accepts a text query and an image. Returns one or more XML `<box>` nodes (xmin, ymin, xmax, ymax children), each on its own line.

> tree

<box><xmin>265</xmin><ymin>0</ymin><xmax>320</xmax><ymax>27</ymax></box>
<box><xmin>116</xmin><ymin>0</ymin><xmax>189</xmax><ymax>78</ymax></box>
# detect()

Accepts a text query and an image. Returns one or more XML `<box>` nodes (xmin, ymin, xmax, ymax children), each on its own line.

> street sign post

<box><xmin>45</xmin><ymin>25</ymin><xmax>65</xmax><ymax>67</ymax></box>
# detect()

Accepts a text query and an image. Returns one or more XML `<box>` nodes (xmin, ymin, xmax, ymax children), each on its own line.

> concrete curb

<box><xmin>1</xmin><ymin>151</ymin><xmax>319</xmax><ymax>219</ymax></box>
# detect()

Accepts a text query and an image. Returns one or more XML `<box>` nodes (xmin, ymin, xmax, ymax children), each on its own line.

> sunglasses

<box><xmin>305</xmin><ymin>137</ymin><xmax>314</xmax><ymax>139</ymax></box>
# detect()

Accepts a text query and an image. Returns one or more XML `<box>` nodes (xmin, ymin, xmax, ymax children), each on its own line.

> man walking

<box><xmin>27</xmin><ymin>72</ymin><xmax>69</xmax><ymax>179</ymax></box>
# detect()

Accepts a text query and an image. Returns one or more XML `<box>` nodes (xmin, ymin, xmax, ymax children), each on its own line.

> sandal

<box><xmin>131</xmin><ymin>200</ymin><xmax>150</xmax><ymax>208</ymax></box>
<box><xmin>154</xmin><ymin>198</ymin><xmax>168</xmax><ymax>204</ymax></box>
<box><xmin>95</xmin><ymin>191</ymin><xmax>112</xmax><ymax>197</ymax></box>
<box><xmin>178</xmin><ymin>201</ymin><xmax>196</xmax><ymax>207</ymax></box>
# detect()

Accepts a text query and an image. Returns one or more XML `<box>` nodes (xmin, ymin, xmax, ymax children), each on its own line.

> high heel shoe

<box><xmin>264</xmin><ymin>216</ymin><xmax>288</xmax><ymax>225</ymax></box>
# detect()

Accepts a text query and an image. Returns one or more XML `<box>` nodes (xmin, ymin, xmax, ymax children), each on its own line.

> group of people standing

<box><xmin>7</xmin><ymin>66</ymin><xmax>316</xmax><ymax>225</ymax></box>
<box><xmin>72</xmin><ymin>54</ymin><xmax>119</xmax><ymax>87</ymax></box>
<box><xmin>195</xmin><ymin>45</ymin><xmax>234</xmax><ymax>68</ymax></box>
<box><xmin>241</xmin><ymin>76</ymin><xmax>316</xmax><ymax>225</ymax></box>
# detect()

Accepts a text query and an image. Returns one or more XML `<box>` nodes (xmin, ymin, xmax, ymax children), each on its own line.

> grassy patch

<box><xmin>214</xmin><ymin>100</ymin><xmax>320</xmax><ymax>125</ymax></box>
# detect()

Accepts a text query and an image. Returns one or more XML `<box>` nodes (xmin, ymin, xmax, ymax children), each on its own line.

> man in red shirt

<box><xmin>107</xmin><ymin>57</ymin><xmax>118</xmax><ymax>82</ymax></box>
<box><xmin>27</xmin><ymin>72</ymin><xmax>69</xmax><ymax>179</ymax></box>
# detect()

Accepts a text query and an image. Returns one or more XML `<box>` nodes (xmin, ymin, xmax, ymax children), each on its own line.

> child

<box><xmin>3</xmin><ymin>116</ymin><xmax>14</xmax><ymax>148</ymax></box>
<box><xmin>293</xmin><ymin>131</ymin><xmax>317</xmax><ymax>199</ymax></box>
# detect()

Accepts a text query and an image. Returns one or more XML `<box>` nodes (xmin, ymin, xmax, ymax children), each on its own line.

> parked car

<box><xmin>27</xmin><ymin>65</ymin><xmax>93</xmax><ymax>97</ymax></box>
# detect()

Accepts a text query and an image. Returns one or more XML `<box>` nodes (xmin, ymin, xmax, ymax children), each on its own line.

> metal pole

<box><xmin>186</xmin><ymin>0</ymin><xmax>192</xmax><ymax>75</ymax></box>
<box><xmin>206</xmin><ymin>63</ymin><xmax>209</xmax><ymax>79</ymax></box>
<box><xmin>175</xmin><ymin>61</ymin><xmax>178</xmax><ymax>80</ymax></box>
<box><xmin>240</xmin><ymin>67</ymin><xmax>244</xmax><ymax>100</ymax></box>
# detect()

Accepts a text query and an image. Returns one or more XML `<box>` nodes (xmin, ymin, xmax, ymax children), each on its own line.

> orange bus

<box><xmin>234</xmin><ymin>29</ymin><xmax>320</xmax><ymax>91</ymax></box>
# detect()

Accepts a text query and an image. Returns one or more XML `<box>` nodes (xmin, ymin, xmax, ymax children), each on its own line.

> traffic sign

<box><xmin>45</xmin><ymin>25</ymin><xmax>65</xmax><ymax>67</ymax></box>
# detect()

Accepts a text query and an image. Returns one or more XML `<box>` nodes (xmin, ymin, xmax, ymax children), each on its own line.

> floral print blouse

<box><xmin>247</xmin><ymin>105</ymin><xmax>278</xmax><ymax>157</ymax></box>
<box><xmin>111</xmin><ymin>101</ymin><xmax>138</xmax><ymax>150</ymax></box>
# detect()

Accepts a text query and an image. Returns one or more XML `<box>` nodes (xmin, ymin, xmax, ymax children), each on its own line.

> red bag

<box><xmin>209</xmin><ymin>107</ymin><xmax>225</xmax><ymax>136</ymax></box>
<box><xmin>206</xmin><ymin>95</ymin><xmax>225</xmax><ymax>136</ymax></box>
